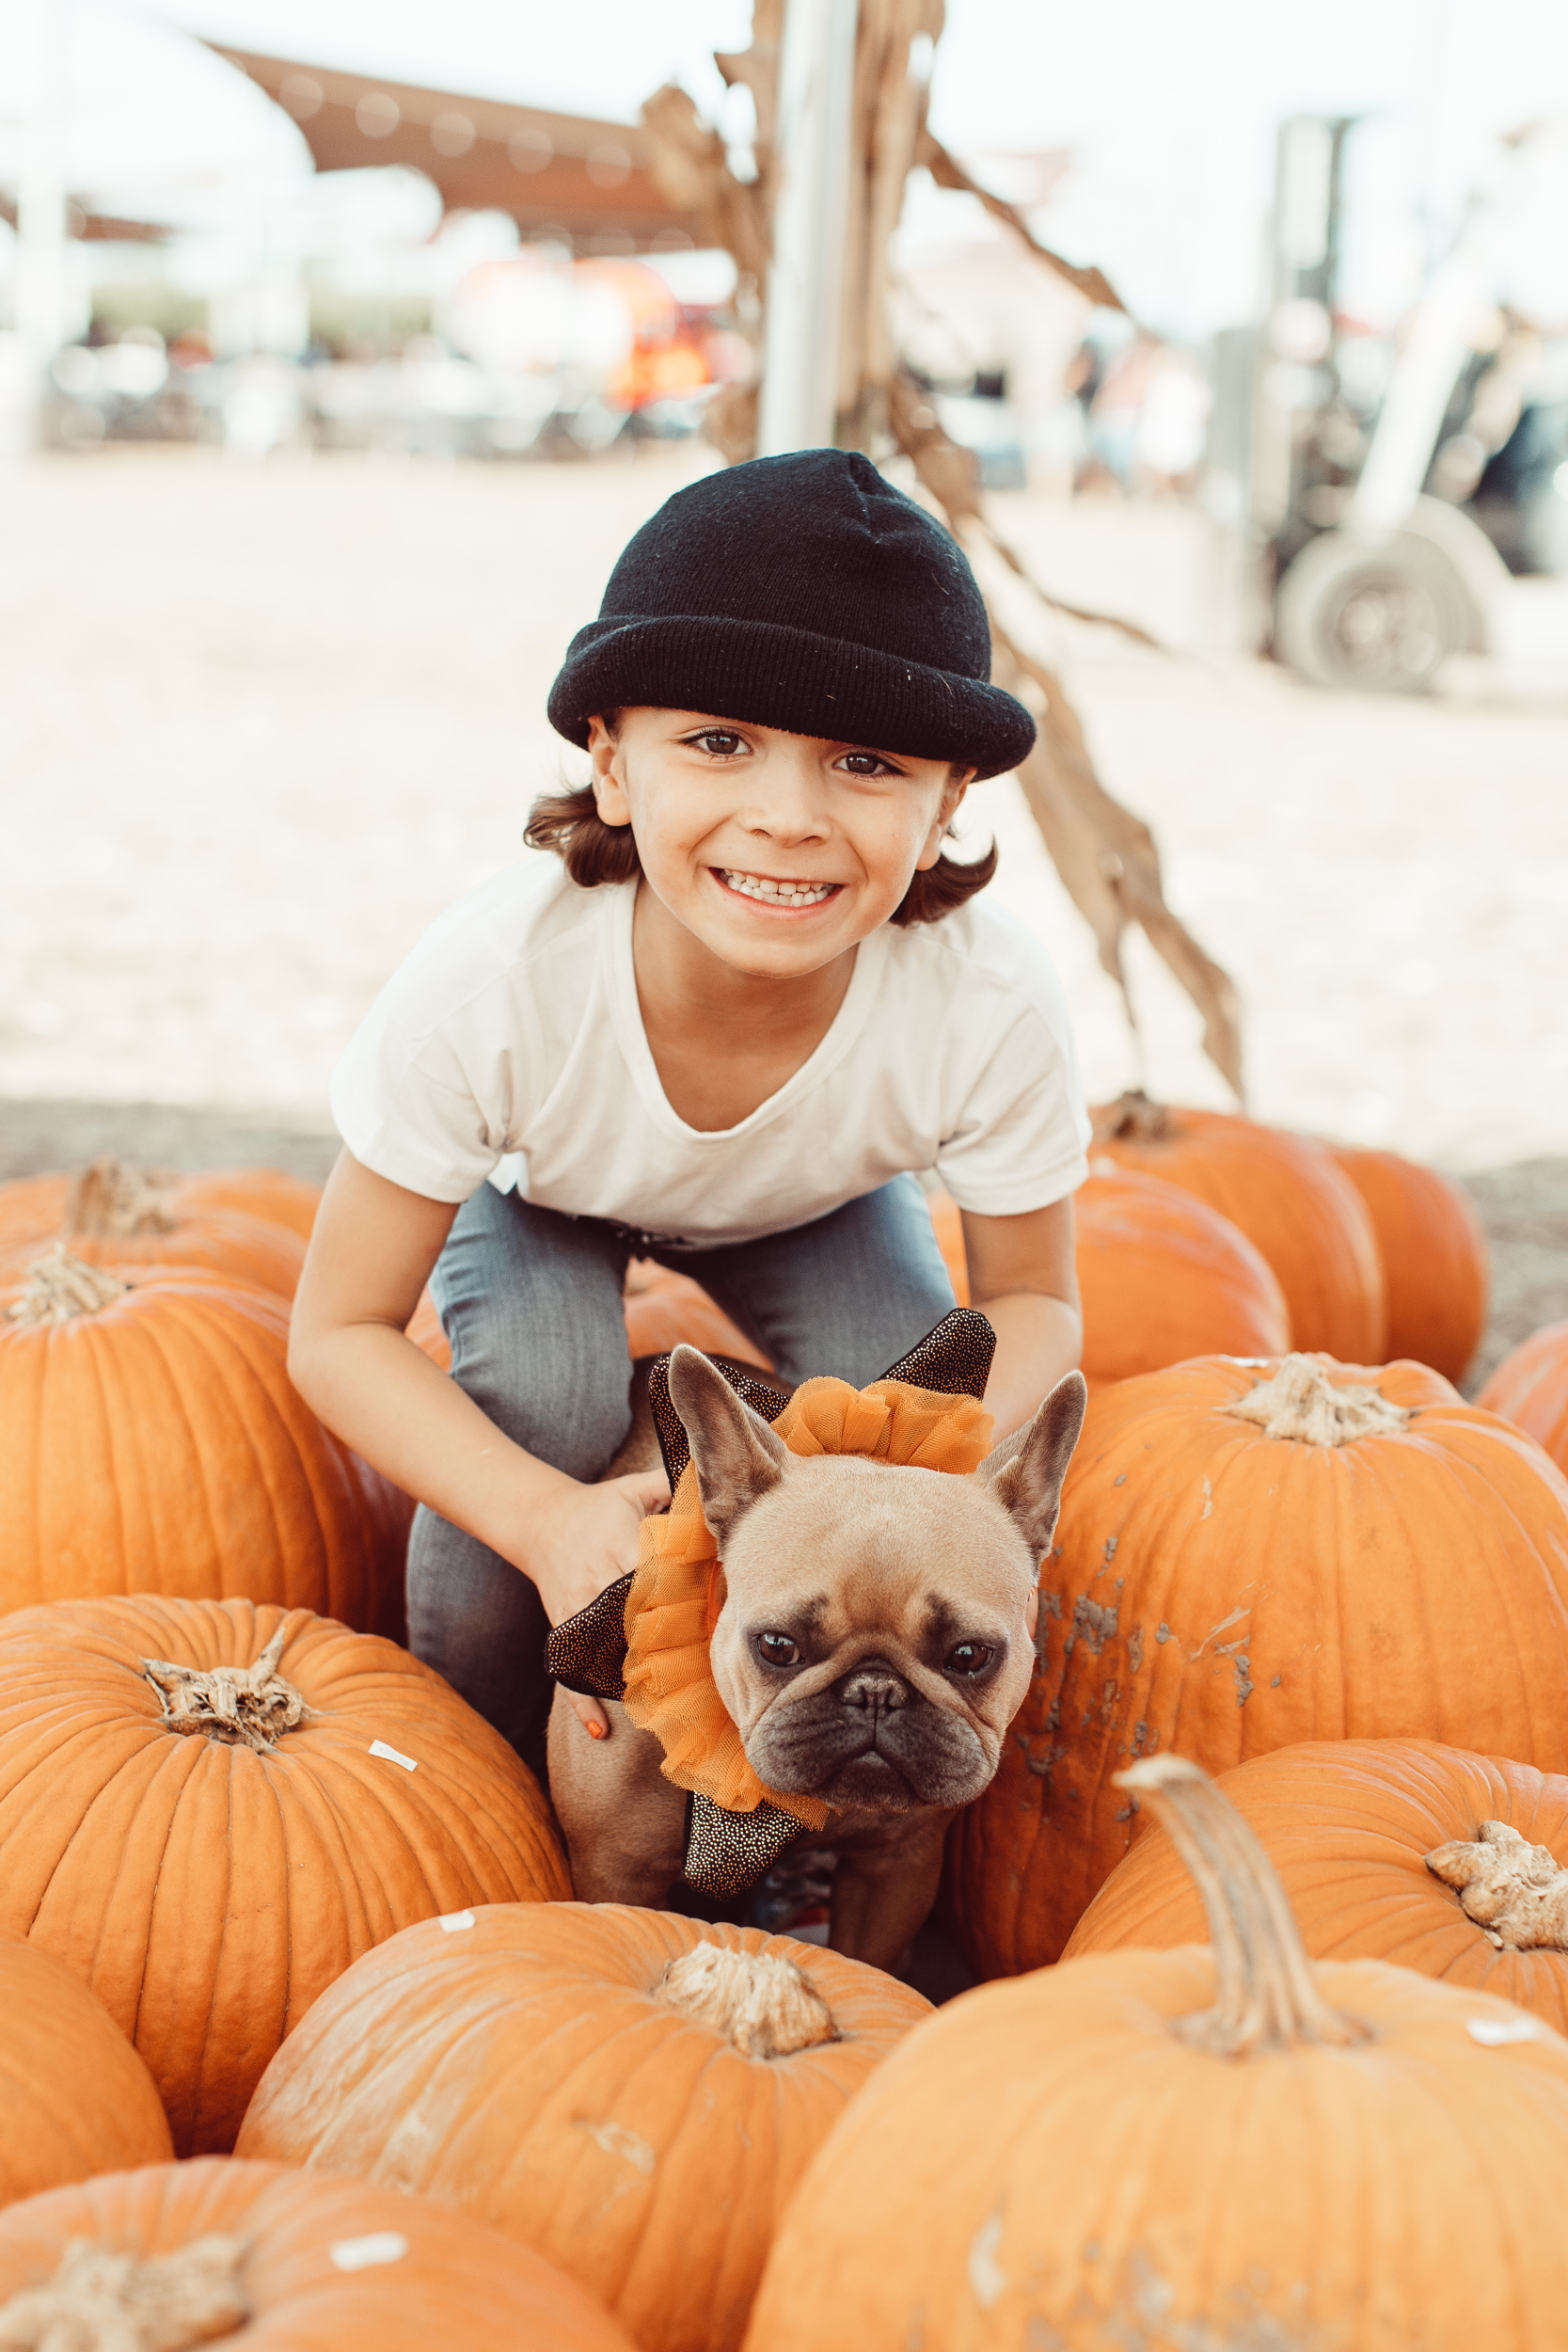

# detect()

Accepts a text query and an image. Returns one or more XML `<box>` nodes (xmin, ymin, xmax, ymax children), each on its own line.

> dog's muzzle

<box><xmin>838</xmin><ymin>1659</ymin><xmax>911</xmax><ymax>1740</ymax></box>
<box><xmin>744</xmin><ymin>1656</ymin><xmax>996</xmax><ymax>1812</ymax></box>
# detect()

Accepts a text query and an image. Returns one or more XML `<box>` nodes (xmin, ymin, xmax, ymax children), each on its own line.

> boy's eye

<box><xmin>838</xmin><ymin>750</ymin><xmax>900</xmax><ymax>776</ymax></box>
<box><xmin>689</xmin><ymin>730</ymin><xmax>747</xmax><ymax>757</ymax></box>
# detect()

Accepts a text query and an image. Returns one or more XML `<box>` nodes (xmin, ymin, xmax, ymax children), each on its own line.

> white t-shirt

<box><xmin>330</xmin><ymin>861</ymin><xmax>1089</xmax><ymax>1249</ymax></box>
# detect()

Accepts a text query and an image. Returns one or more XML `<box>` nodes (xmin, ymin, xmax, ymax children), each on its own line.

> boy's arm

<box><xmin>960</xmin><ymin>1196</ymin><xmax>1083</xmax><ymax>1439</ymax></box>
<box><xmin>288</xmin><ymin>1150</ymin><xmax>668</xmax><ymax>1636</ymax></box>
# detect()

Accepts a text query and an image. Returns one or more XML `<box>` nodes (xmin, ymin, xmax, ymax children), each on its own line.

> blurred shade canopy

<box><xmin>2</xmin><ymin>0</ymin><xmax>1566</xmax><ymax>331</ymax></box>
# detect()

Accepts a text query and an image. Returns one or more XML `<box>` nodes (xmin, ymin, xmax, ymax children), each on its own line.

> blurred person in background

<box><xmin>1132</xmin><ymin>346</ymin><xmax>1211</xmax><ymax>496</ymax></box>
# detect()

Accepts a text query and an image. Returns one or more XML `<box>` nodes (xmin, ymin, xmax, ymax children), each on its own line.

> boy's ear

<box><xmin>587</xmin><ymin>714</ymin><xmax>631</xmax><ymax>828</ymax></box>
<box><xmin>916</xmin><ymin>769</ymin><xmax>974</xmax><ymax>870</ymax></box>
<box><xmin>667</xmin><ymin>1345</ymin><xmax>791</xmax><ymax>1551</ymax></box>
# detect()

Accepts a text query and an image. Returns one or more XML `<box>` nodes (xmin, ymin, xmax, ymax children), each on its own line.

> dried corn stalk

<box><xmin>641</xmin><ymin>4</ymin><xmax>1243</xmax><ymax>1101</ymax></box>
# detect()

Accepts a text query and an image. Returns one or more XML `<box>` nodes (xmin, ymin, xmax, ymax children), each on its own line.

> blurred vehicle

<box><xmin>1212</xmin><ymin>116</ymin><xmax>1568</xmax><ymax>691</ymax></box>
<box><xmin>1132</xmin><ymin>347</ymin><xmax>1212</xmax><ymax>494</ymax></box>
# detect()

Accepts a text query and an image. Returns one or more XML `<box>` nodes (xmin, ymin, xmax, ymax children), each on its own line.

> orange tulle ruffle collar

<box><xmin>620</xmin><ymin>1375</ymin><xmax>995</xmax><ymax>1830</ymax></box>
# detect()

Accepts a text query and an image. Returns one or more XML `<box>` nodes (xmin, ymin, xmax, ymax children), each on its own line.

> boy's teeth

<box><xmin>721</xmin><ymin>870</ymin><xmax>835</xmax><ymax>906</ymax></box>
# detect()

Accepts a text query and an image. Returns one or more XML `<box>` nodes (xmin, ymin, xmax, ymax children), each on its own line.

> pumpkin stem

<box><xmin>65</xmin><ymin>1159</ymin><xmax>177</xmax><ymax>1239</ymax></box>
<box><xmin>1090</xmin><ymin>1089</ymin><xmax>1169</xmax><ymax>1146</ymax></box>
<box><xmin>1426</xmin><ymin>1820</ymin><xmax>1568</xmax><ymax>1952</ymax></box>
<box><xmin>5</xmin><ymin>1248</ymin><xmax>131</xmax><ymax>1329</ymax></box>
<box><xmin>1115</xmin><ymin>1756</ymin><xmax>1369</xmax><ymax>2056</ymax></box>
<box><xmin>656</xmin><ymin>1940</ymin><xmax>839</xmax><ymax>2058</ymax></box>
<box><xmin>0</xmin><ymin>2233</ymin><xmax>249</xmax><ymax>2349</ymax></box>
<box><xmin>142</xmin><ymin>1624</ymin><xmax>309</xmax><ymax>1754</ymax></box>
<box><xmin>1227</xmin><ymin>1355</ymin><xmax>1410</xmax><ymax>1447</ymax></box>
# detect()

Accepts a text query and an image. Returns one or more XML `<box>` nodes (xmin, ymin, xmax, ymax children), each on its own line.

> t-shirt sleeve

<box><xmin>329</xmin><ymin>952</ymin><xmax>534</xmax><ymax>1204</ymax></box>
<box><xmin>933</xmin><ymin>980</ymin><xmax>1090</xmax><ymax>1218</ymax></box>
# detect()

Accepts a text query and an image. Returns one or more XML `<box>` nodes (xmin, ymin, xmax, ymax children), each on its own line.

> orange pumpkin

<box><xmin>1076</xmin><ymin>1167</ymin><xmax>1291</xmax><ymax>1385</ymax></box>
<box><xmin>0</xmin><ymin>1252</ymin><xmax>409</xmax><ymax>1634</ymax></box>
<box><xmin>943</xmin><ymin>1349</ymin><xmax>1568</xmax><ymax>1977</ymax></box>
<box><xmin>926</xmin><ymin>1182</ymin><xmax>1287</xmax><ymax>1382</ymax></box>
<box><xmin>0</xmin><ymin>1160</ymin><xmax>308</xmax><ymax>1299</ymax></box>
<box><xmin>1089</xmin><ymin>1090</ymin><xmax>1386</xmax><ymax>1357</ymax></box>
<box><xmin>0</xmin><ymin>1161</ymin><xmax>324</xmax><ymax>1244</ymax></box>
<box><xmin>924</xmin><ymin>1190</ymin><xmax>969</xmax><ymax>1302</ymax></box>
<box><xmin>748</xmin><ymin>1756</ymin><xmax>1568</xmax><ymax>2352</ymax></box>
<box><xmin>1065</xmin><ymin>1737</ymin><xmax>1568</xmax><ymax>2037</ymax></box>
<box><xmin>1326</xmin><ymin>1142</ymin><xmax>1488</xmax><ymax>1380</ymax></box>
<box><xmin>0</xmin><ymin>2159</ymin><xmax>635</xmax><ymax>2350</ymax></box>
<box><xmin>0</xmin><ymin>1595</ymin><xmax>568</xmax><ymax>2154</ymax></box>
<box><xmin>183</xmin><ymin>1165</ymin><xmax>323</xmax><ymax>1240</ymax></box>
<box><xmin>238</xmin><ymin>1903</ymin><xmax>930</xmax><ymax>2352</ymax></box>
<box><xmin>1481</xmin><ymin>1321</ymin><xmax>1568</xmax><ymax>1477</ymax></box>
<box><xmin>623</xmin><ymin>1260</ymin><xmax>770</xmax><ymax>1367</ymax></box>
<box><xmin>0</xmin><ymin>1934</ymin><xmax>172</xmax><ymax>2205</ymax></box>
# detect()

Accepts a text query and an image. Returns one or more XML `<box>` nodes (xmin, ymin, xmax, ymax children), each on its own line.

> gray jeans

<box><xmin>407</xmin><ymin>1174</ymin><xmax>956</xmax><ymax>1781</ymax></box>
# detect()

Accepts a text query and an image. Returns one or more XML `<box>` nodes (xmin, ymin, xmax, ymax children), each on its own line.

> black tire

<box><xmin>1275</xmin><ymin>529</ymin><xmax>1464</xmax><ymax>692</ymax></box>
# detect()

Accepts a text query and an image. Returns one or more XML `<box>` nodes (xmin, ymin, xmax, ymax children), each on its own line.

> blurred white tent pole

<box><xmin>13</xmin><ymin>0</ymin><xmax>71</xmax><ymax>444</ymax></box>
<box><xmin>757</xmin><ymin>0</ymin><xmax>858</xmax><ymax>455</ymax></box>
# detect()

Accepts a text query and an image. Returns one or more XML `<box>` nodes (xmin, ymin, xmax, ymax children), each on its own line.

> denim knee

<box><xmin>432</xmin><ymin>1187</ymin><xmax>633</xmax><ymax>1482</ymax></box>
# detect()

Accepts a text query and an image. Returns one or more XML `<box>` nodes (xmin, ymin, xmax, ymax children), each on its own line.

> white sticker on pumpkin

<box><xmin>329</xmin><ymin>2232</ymin><xmax>409</xmax><ymax>2271</ymax></box>
<box><xmin>439</xmin><ymin>1909</ymin><xmax>475</xmax><ymax>1933</ymax></box>
<box><xmin>1466</xmin><ymin>2014</ymin><xmax>1539</xmax><ymax>2046</ymax></box>
<box><xmin>369</xmin><ymin>1740</ymin><xmax>417</xmax><ymax>1772</ymax></box>
<box><xmin>968</xmin><ymin>2212</ymin><xmax>1006</xmax><ymax>2311</ymax></box>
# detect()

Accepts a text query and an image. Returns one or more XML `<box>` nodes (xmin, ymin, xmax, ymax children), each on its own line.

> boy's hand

<box><xmin>531</xmin><ymin>1467</ymin><xmax>671</xmax><ymax>1739</ymax></box>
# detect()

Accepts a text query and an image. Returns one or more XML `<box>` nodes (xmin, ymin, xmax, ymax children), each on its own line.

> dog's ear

<box><xmin>667</xmin><ymin>1344</ymin><xmax>791</xmax><ymax>1551</ymax></box>
<box><xmin>979</xmin><ymin>1371</ymin><xmax>1087</xmax><ymax>1562</ymax></box>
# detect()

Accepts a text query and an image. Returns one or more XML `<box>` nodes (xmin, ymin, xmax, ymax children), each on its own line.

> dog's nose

<box><xmin>839</xmin><ymin>1659</ymin><xmax>910</xmax><ymax>1716</ymax></box>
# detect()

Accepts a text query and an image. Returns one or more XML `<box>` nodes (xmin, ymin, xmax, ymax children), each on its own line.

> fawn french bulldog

<box><xmin>548</xmin><ymin>1343</ymin><xmax>1085</xmax><ymax>1972</ymax></box>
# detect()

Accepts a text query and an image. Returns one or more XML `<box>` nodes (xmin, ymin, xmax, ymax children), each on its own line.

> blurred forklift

<box><xmin>1209</xmin><ymin>114</ymin><xmax>1568</xmax><ymax>690</ymax></box>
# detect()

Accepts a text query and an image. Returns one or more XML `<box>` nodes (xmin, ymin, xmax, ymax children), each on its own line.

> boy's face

<box><xmin>587</xmin><ymin>708</ymin><xmax>972</xmax><ymax>978</ymax></box>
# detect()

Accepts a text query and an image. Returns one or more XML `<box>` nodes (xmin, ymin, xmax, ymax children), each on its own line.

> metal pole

<box><xmin>1346</xmin><ymin>243</ymin><xmax>1484</xmax><ymax>533</ymax></box>
<box><xmin>14</xmin><ymin>0</ymin><xmax>71</xmax><ymax>446</ymax></box>
<box><xmin>757</xmin><ymin>0</ymin><xmax>859</xmax><ymax>456</ymax></box>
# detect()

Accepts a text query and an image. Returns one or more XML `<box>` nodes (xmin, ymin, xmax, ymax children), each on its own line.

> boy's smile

<box><xmin>714</xmin><ymin>868</ymin><xmax>842</xmax><ymax>913</ymax></box>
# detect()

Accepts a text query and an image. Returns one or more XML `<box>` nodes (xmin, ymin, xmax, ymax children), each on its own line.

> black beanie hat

<box><xmin>546</xmin><ymin>449</ymin><xmax>1035</xmax><ymax>780</ymax></box>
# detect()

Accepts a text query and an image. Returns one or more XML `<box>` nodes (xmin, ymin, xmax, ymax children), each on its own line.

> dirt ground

<box><xmin>4</xmin><ymin>442</ymin><xmax>1568</xmax><ymax>1388</ymax></box>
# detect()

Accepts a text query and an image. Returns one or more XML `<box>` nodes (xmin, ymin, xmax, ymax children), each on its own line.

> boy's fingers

<box><xmin>629</xmin><ymin>1470</ymin><xmax>672</xmax><ymax>1515</ymax></box>
<box><xmin>569</xmin><ymin>1692</ymin><xmax>610</xmax><ymax>1740</ymax></box>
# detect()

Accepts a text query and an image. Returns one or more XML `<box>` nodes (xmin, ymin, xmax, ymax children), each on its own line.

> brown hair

<box><xmin>522</xmin><ymin>785</ymin><xmax>997</xmax><ymax>927</ymax></box>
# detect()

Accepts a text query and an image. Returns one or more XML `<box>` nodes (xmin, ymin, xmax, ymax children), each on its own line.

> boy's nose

<box><xmin>738</xmin><ymin>755</ymin><xmax>832</xmax><ymax>840</ymax></box>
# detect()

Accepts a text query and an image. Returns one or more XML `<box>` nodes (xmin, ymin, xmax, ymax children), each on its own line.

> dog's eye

<box><xmin>754</xmin><ymin>1630</ymin><xmax>801</xmax><ymax>1669</ymax></box>
<box><xmin>945</xmin><ymin>1642</ymin><xmax>994</xmax><ymax>1677</ymax></box>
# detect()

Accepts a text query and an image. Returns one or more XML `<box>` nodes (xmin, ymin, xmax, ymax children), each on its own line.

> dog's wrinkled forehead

<box><xmin>719</xmin><ymin>1453</ymin><xmax>1036</xmax><ymax>1630</ymax></box>
<box><xmin>664</xmin><ymin>1341</ymin><xmax>1085</xmax><ymax>1640</ymax></box>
